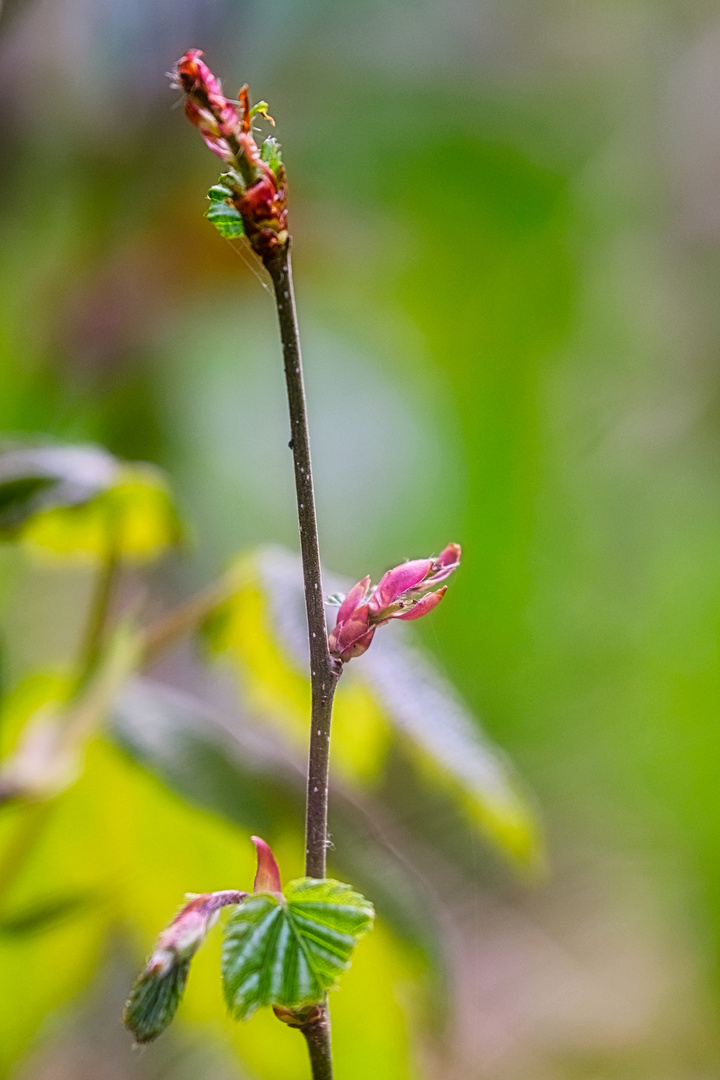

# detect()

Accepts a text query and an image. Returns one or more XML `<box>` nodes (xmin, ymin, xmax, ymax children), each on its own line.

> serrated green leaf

<box><xmin>260</xmin><ymin>137</ymin><xmax>283</xmax><ymax>178</ymax></box>
<box><xmin>222</xmin><ymin>879</ymin><xmax>374</xmax><ymax>1020</ymax></box>
<box><xmin>205</xmin><ymin>200</ymin><xmax>245</xmax><ymax>239</ymax></box>
<box><xmin>208</xmin><ymin>183</ymin><xmax>234</xmax><ymax>202</ymax></box>
<box><xmin>123</xmin><ymin>955</ymin><xmax>191</xmax><ymax>1043</ymax></box>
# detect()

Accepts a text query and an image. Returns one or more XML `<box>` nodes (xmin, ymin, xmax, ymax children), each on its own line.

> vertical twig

<box><xmin>264</xmin><ymin>244</ymin><xmax>341</xmax><ymax>881</ymax></box>
<box><xmin>264</xmin><ymin>243</ymin><xmax>340</xmax><ymax>1080</ymax></box>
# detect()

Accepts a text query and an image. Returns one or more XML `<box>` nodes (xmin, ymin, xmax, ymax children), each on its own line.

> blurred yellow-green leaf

<box><xmin>20</xmin><ymin>463</ymin><xmax>182</xmax><ymax>563</ymax></box>
<box><xmin>203</xmin><ymin>547</ymin><xmax>541</xmax><ymax>871</ymax></box>
<box><xmin>0</xmin><ymin>737</ymin><xmax>420</xmax><ymax>1079</ymax></box>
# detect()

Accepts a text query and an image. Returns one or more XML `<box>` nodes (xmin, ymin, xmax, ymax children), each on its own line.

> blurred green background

<box><xmin>2</xmin><ymin>1</ymin><xmax>720</xmax><ymax>1077</ymax></box>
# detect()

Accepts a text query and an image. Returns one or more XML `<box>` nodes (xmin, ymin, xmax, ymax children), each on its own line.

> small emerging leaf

<box><xmin>260</xmin><ymin>137</ymin><xmax>283</xmax><ymax>178</ymax></box>
<box><xmin>123</xmin><ymin>954</ymin><xmax>191</xmax><ymax>1044</ymax></box>
<box><xmin>123</xmin><ymin>890</ymin><xmax>245</xmax><ymax>1044</ymax></box>
<box><xmin>249</xmin><ymin>100</ymin><xmax>275</xmax><ymax>124</ymax></box>
<box><xmin>222</xmin><ymin>878</ymin><xmax>374</xmax><ymax>1020</ymax></box>
<box><xmin>205</xmin><ymin>199</ymin><xmax>245</xmax><ymax>239</ymax></box>
<box><xmin>252</xmin><ymin>836</ymin><xmax>282</xmax><ymax>893</ymax></box>
<box><xmin>208</xmin><ymin>183</ymin><xmax>234</xmax><ymax>202</ymax></box>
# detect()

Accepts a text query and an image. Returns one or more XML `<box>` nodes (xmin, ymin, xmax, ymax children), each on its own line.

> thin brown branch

<box><xmin>264</xmin><ymin>242</ymin><xmax>339</xmax><ymax>1079</ymax></box>
<box><xmin>264</xmin><ymin>244</ymin><xmax>341</xmax><ymax>882</ymax></box>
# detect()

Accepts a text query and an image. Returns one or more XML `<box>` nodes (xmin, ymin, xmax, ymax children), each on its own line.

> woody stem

<box><xmin>264</xmin><ymin>243</ymin><xmax>339</xmax><ymax>1080</ymax></box>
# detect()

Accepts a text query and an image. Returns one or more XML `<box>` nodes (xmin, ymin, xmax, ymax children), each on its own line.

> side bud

<box><xmin>123</xmin><ymin>890</ymin><xmax>246</xmax><ymax>1043</ymax></box>
<box><xmin>328</xmin><ymin>544</ymin><xmax>461</xmax><ymax>663</ymax></box>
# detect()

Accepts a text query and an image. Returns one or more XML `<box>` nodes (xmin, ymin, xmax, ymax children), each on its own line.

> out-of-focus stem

<box><xmin>141</xmin><ymin>574</ymin><xmax>238</xmax><ymax>663</ymax></box>
<box><xmin>0</xmin><ymin>543</ymin><xmax>119</xmax><ymax>908</ymax></box>
<box><xmin>77</xmin><ymin>544</ymin><xmax>119</xmax><ymax>682</ymax></box>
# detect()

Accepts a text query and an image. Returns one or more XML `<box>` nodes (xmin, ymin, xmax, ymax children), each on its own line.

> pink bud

<box><xmin>328</xmin><ymin>600</ymin><xmax>373</xmax><ymax>660</ymax></box>
<box><xmin>175</xmin><ymin>50</ymin><xmax>239</xmax><ymax>139</ymax></box>
<box><xmin>422</xmin><ymin>543</ymin><xmax>462</xmax><ymax>588</ymax></box>
<box><xmin>171</xmin><ymin>52</ymin><xmax>289</xmax><ymax>258</ymax></box>
<box><xmin>336</xmin><ymin>576</ymin><xmax>371</xmax><ymax>624</ymax></box>
<box><xmin>396</xmin><ymin>586</ymin><xmax>447</xmax><ymax>620</ymax></box>
<box><xmin>251</xmin><ymin>836</ymin><xmax>282</xmax><ymax>893</ymax></box>
<box><xmin>328</xmin><ymin>544</ymin><xmax>461</xmax><ymax>663</ymax></box>
<box><xmin>332</xmin><ymin>625</ymin><xmax>376</xmax><ymax>662</ymax></box>
<box><xmin>369</xmin><ymin>559</ymin><xmax>432</xmax><ymax>613</ymax></box>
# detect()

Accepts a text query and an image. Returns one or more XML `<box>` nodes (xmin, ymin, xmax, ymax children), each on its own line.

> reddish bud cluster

<box><xmin>174</xmin><ymin>49</ymin><xmax>240</xmax><ymax>162</ymax></box>
<box><xmin>171</xmin><ymin>51</ymin><xmax>288</xmax><ymax>258</ymax></box>
<box><xmin>328</xmin><ymin>544</ymin><xmax>461</xmax><ymax>662</ymax></box>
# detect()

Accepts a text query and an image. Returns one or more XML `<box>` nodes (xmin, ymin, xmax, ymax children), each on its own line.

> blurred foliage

<box><xmin>0</xmin><ymin>437</ymin><xmax>533</xmax><ymax>1079</ymax></box>
<box><xmin>1</xmin><ymin>1</ymin><xmax>720</xmax><ymax>1079</ymax></box>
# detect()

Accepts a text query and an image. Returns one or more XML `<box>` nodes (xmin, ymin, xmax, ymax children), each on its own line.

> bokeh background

<box><xmin>2</xmin><ymin>1</ymin><xmax>720</xmax><ymax>1078</ymax></box>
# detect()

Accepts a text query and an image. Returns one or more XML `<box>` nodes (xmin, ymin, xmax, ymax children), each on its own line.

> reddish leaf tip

<box><xmin>251</xmin><ymin>836</ymin><xmax>282</xmax><ymax>893</ymax></box>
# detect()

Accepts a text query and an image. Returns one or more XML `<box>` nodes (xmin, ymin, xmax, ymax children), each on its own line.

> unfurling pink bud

<box><xmin>328</xmin><ymin>544</ymin><xmax>461</xmax><ymax>663</ymax></box>
<box><xmin>369</xmin><ymin>560</ymin><xmax>433</xmax><ymax>612</ymax></box>
<box><xmin>251</xmin><ymin>836</ymin><xmax>282</xmax><ymax>893</ymax></box>
<box><xmin>123</xmin><ymin>889</ymin><xmax>246</xmax><ymax>1043</ymax></box>
<box><xmin>173</xmin><ymin>50</ymin><xmax>241</xmax><ymax>164</ymax></box>
<box><xmin>422</xmin><ymin>542</ymin><xmax>461</xmax><ymax>587</ymax></box>
<box><xmin>171</xmin><ymin>51</ymin><xmax>289</xmax><ymax>259</ymax></box>
<box><xmin>396</xmin><ymin>585</ymin><xmax>447</xmax><ymax>620</ymax></box>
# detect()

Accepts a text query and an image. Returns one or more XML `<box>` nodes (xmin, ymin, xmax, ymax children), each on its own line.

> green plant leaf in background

<box><xmin>0</xmin><ymin>444</ymin><xmax>118</xmax><ymax>534</ymax></box>
<box><xmin>111</xmin><ymin>677</ymin><xmax>447</xmax><ymax>974</ymax></box>
<box><xmin>21</xmin><ymin>464</ymin><xmax>182</xmax><ymax>562</ymax></box>
<box><xmin>222</xmin><ymin>879</ymin><xmax>374</xmax><ymax>1020</ymax></box>
<box><xmin>203</xmin><ymin>546</ymin><xmax>541</xmax><ymax>871</ymax></box>
<box><xmin>0</xmin><ymin>735</ymin><xmax>413</xmax><ymax>1080</ymax></box>
<box><xmin>0</xmin><ymin>624</ymin><xmax>141</xmax><ymax>802</ymax></box>
<box><xmin>0</xmin><ymin>442</ymin><xmax>183</xmax><ymax>562</ymax></box>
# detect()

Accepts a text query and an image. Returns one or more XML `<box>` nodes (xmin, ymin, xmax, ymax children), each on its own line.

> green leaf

<box><xmin>0</xmin><ymin>443</ymin><xmax>118</xmax><ymax>535</ymax></box>
<box><xmin>0</xmin><ymin>624</ymin><xmax>141</xmax><ymax>801</ymax></box>
<box><xmin>0</xmin><ymin>443</ymin><xmax>183</xmax><ymax>563</ymax></box>
<box><xmin>123</xmin><ymin>955</ymin><xmax>191</xmax><ymax>1043</ymax></box>
<box><xmin>260</xmin><ymin>137</ymin><xmax>283</xmax><ymax>179</ymax></box>
<box><xmin>222</xmin><ymin>879</ymin><xmax>374</xmax><ymax>1020</ymax></box>
<box><xmin>205</xmin><ymin>200</ymin><xmax>245</xmax><ymax>239</ymax></box>
<box><xmin>0</xmin><ymin>891</ymin><xmax>98</xmax><ymax>937</ymax></box>
<box><xmin>249</xmin><ymin>101</ymin><xmax>273</xmax><ymax>121</ymax></box>
<box><xmin>208</xmin><ymin>183</ymin><xmax>234</xmax><ymax>202</ymax></box>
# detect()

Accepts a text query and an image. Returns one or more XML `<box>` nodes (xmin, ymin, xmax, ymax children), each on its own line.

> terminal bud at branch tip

<box><xmin>328</xmin><ymin>543</ymin><xmax>461</xmax><ymax>663</ymax></box>
<box><xmin>252</xmin><ymin>835</ymin><xmax>282</xmax><ymax>893</ymax></box>
<box><xmin>171</xmin><ymin>50</ymin><xmax>289</xmax><ymax>259</ymax></box>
